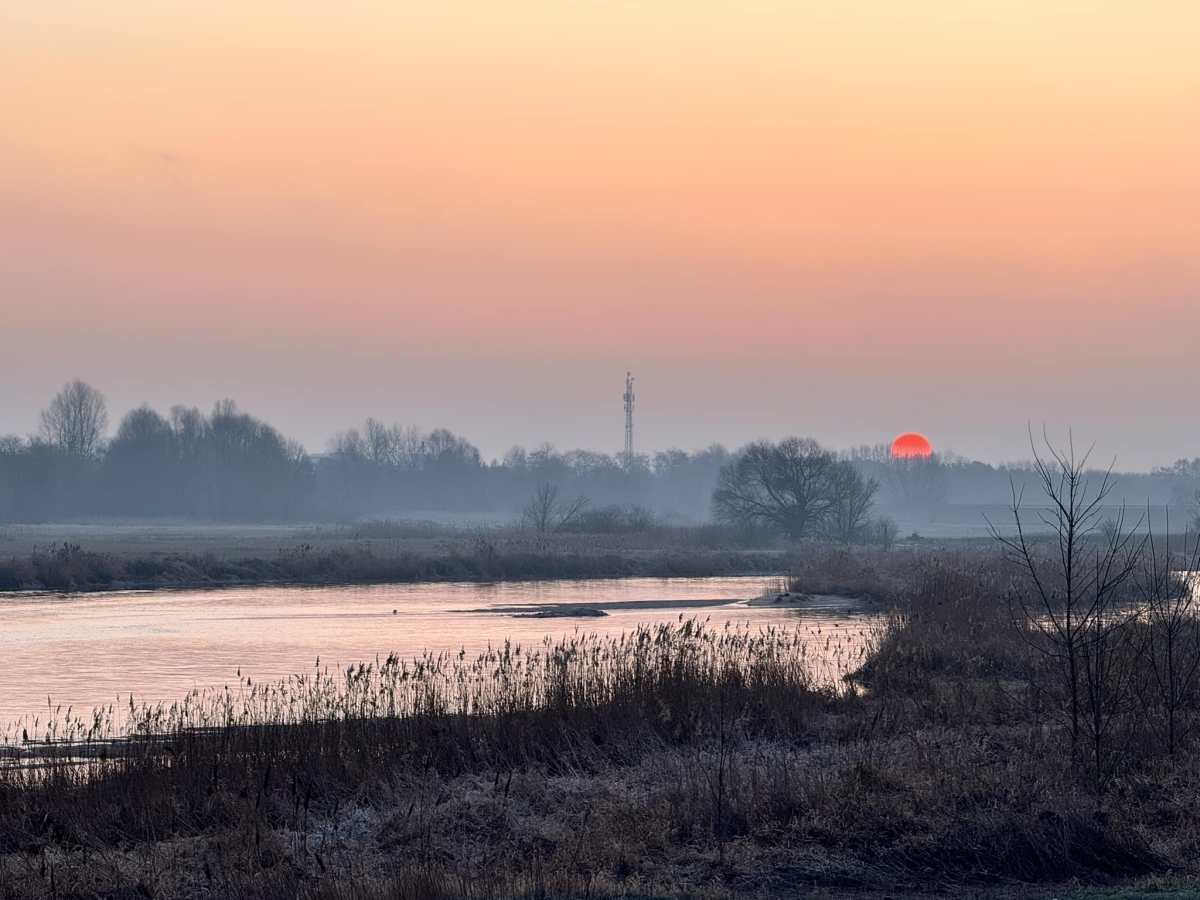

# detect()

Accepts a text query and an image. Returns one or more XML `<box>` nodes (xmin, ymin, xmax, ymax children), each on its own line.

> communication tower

<box><xmin>623</xmin><ymin>372</ymin><xmax>635</xmax><ymax>467</ymax></box>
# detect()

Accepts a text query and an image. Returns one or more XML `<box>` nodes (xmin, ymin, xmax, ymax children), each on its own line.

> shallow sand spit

<box><xmin>484</xmin><ymin>592</ymin><xmax>867</xmax><ymax>618</ymax></box>
<box><xmin>481</xmin><ymin>597</ymin><xmax>739</xmax><ymax>618</ymax></box>
<box><xmin>747</xmin><ymin>590</ymin><xmax>812</xmax><ymax>607</ymax></box>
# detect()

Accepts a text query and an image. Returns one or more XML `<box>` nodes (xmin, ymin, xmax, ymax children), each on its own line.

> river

<box><xmin>0</xmin><ymin>576</ymin><xmax>876</xmax><ymax>727</ymax></box>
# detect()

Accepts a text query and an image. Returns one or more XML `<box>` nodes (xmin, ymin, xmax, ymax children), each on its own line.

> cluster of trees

<box><xmin>0</xmin><ymin>382</ymin><xmax>310</xmax><ymax>521</ymax></box>
<box><xmin>317</xmin><ymin>420</ymin><xmax>731</xmax><ymax>517</ymax></box>
<box><xmin>850</xmin><ymin>442</ymin><xmax>1200</xmax><ymax>513</ymax></box>
<box><xmin>318</xmin><ymin>419</ymin><xmax>488</xmax><ymax>513</ymax></box>
<box><xmin>5</xmin><ymin>380</ymin><xmax>1200</xmax><ymax>529</ymax></box>
<box><xmin>0</xmin><ymin>382</ymin><xmax>730</xmax><ymax>522</ymax></box>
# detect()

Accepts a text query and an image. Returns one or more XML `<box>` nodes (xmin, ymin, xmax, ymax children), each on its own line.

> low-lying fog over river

<box><xmin>0</xmin><ymin>577</ymin><xmax>876</xmax><ymax>727</ymax></box>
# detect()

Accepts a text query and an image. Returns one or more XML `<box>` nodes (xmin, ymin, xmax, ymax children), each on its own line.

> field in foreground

<box><xmin>4</xmin><ymin>546</ymin><xmax>1200</xmax><ymax>898</ymax></box>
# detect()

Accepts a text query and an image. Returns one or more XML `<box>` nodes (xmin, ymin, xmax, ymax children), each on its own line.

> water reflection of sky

<box><xmin>0</xmin><ymin>577</ymin><xmax>876</xmax><ymax>725</ymax></box>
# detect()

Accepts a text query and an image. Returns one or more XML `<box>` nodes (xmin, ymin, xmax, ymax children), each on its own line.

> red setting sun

<box><xmin>891</xmin><ymin>432</ymin><xmax>933</xmax><ymax>458</ymax></box>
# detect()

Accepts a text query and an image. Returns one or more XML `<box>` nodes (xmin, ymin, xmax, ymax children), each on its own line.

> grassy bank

<box><xmin>0</xmin><ymin>521</ymin><xmax>940</xmax><ymax>595</ymax></box>
<box><xmin>5</xmin><ymin>543</ymin><xmax>1200</xmax><ymax>898</ymax></box>
<box><xmin>0</xmin><ymin>524</ymin><xmax>790</xmax><ymax>592</ymax></box>
<box><xmin>0</xmin><ymin>542</ymin><xmax>784</xmax><ymax>592</ymax></box>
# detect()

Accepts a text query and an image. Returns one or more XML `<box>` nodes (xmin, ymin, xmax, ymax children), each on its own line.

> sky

<box><xmin>2</xmin><ymin>1</ymin><xmax>1198</xmax><ymax>469</ymax></box>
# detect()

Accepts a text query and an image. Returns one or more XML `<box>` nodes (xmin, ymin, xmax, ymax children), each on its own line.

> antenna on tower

<box><xmin>623</xmin><ymin>372</ymin><xmax>635</xmax><ymax>468</ymax></box>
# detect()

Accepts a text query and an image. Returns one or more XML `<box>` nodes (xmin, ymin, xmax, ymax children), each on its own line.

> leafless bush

<box><xmin>988</xmin><ymin>432</ymin><xmax>1145</xmax><ymax>788</ymax></box>
<box><xmin>520</xmin><ymin>483</ymin><xmax>590</xmax><ymax>533</ymax></box>
<box><xmin>559</xmin><ymin>503</ymin><xmax>658</xmax><ymax>534</ymax></box>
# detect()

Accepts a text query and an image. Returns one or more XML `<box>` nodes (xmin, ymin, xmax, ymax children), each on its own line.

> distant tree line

<box><xmin>846</xmin><ymin>443</ymin><xmax>1198</xmax><ymax>516</ymax></box>
<box><xmin>1</xmin><ymin>382</ymin><xmax>311</xmax><ymax>521</ymax></box>
<box><xmin>0</xmin><ymin>382</ymin><xmax>731</xmax><ymax>523</ymax></box>
<box><xmin>2</xmin><ymin>381</ymin><xmax>1198</xmax><ymax>526</ymax></box>
<box><xmin>316</xmin><ymin>416</ymin><xmax>733</xmax><ymax>519</ymax></box>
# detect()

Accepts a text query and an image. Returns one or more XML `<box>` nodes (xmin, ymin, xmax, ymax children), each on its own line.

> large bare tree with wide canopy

<box><xmin>712</xmin><ymin>437</ymin><xmax>876</xmax><ymax>541</ymax></box>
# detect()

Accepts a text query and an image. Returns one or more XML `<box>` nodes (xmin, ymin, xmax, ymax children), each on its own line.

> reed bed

<box><xmin>4</xmin><ymin>620</ymin><xmax>830</xmax><ymax>767</ymax></box>
<box><xmin>0</xmin><ymin>621</ymin><xmax>856</xmax><ymax>897</ymax></box>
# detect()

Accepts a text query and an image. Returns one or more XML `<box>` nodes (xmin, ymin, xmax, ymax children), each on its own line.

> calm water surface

<box><xmin>0</xmin><ymin>577</ymin><xmax>874</xmax><ymax>725</ymax></box>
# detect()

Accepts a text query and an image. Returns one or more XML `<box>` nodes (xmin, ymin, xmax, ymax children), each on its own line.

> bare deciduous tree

<box><xmin>988</xmin><ymin>431</ymin><xmax>1145</xmax><ymax>787</ymax></box>
<box><xmin>712</xmin><ymin>438</ymin><xmax>877</xmax><ymax>541</ymax></box>
<box><xmin>712</xmin><ymin>438</ymin><xmax>834</xmax><ymax>539</ymax></box>
<box><xmin>39</xmin><ymin>380</ymin><xmax>108</xmax><ymax>459</ymax></box>
<box><xmin>522</xmin><ymin>483</ymin><xmax>559</xmax><ymax>533</ymax></box>
<box><xmin>521</xmin><ymin>483</ymin><xmax>590</xmax><ymax>533</ymax></box>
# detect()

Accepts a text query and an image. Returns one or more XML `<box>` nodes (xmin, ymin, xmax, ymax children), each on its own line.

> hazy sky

<box><xmin>3</xmin><ymin>2</ymin><xmax>1198</xmax><ymax>469</ymax></box>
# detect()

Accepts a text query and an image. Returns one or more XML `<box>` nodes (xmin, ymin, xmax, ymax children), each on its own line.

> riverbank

<box><xmin>0</xmin><ymin>523</ymin><xmax>797</xmax><ymax>592</ymax></box>
<box><xmin>0</xmin><ymin>543</ymin><xmax>787</xmax><ymax>592</ymax></box>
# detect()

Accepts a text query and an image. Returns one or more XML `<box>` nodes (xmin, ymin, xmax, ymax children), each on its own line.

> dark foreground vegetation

<box><xmin>6</xmin><ymin>525</ymin><xmax>1200</xmax><ymax>898</ymax></box>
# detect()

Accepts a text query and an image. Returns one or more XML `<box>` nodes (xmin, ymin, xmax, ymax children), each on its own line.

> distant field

<box><xmin>0</xmin><ymin>503</ymin><xmax>1072</xmax><ymax>556</ymax></box>
<box><xmin>0</xmin><ymin>520</ymin><xmax>766</xmax><ymax>557</ymax></box>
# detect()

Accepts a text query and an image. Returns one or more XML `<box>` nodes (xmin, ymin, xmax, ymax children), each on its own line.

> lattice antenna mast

<box><xmin>623</xmin><ymin>372</ymin><xmax>635</xmax><ymax>468</ymax></box>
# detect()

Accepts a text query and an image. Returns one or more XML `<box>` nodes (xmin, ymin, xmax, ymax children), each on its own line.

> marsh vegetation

<box><xmin>5</xmin><ymin>527</ymin><xmax>1200</xmax><ymax>897</ymax></box>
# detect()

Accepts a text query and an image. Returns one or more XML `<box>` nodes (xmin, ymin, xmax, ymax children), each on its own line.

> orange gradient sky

<box><xmin>2</xmin><ymin>1</ymin><xmax>1199</xmax><ymax>467</ymax></box>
